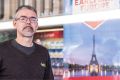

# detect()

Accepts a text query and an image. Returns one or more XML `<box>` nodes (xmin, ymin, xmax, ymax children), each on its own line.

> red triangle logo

<box><xmin>84</xmin><ymin>21</ymin><xmax>104</xmax><ymax>29</ymax></box>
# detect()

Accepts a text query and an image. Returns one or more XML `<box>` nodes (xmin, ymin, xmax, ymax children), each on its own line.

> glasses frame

<box><xmin>15</xmin><ymin>16</ymin><xmax>38</xmax><ymax>23</ymax></box>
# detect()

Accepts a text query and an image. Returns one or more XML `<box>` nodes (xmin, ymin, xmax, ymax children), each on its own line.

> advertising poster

<box><xmin>72</xmin><ymin>0</ymin><xmax>119</xmax><ymax>14</ymax></box>
<box><xmin>63</xmin><ymin>19</ymin><xmax>120</xmax><ymax>80</ymax></box>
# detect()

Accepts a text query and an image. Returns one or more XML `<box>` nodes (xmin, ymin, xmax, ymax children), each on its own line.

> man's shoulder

<box><xmin>0</xmin><ymin>40</ymin><xmax>12</xmax><ymax>48</ymax></box>
<box><xmin>34</xmin><ymin>43</ymin><xmax>48</xmax><ymax>50</ymax></box>
<box><xmin>34</xmin><ymin>43</ymin><xmax>50</xmax><ymax>59</ymax></box>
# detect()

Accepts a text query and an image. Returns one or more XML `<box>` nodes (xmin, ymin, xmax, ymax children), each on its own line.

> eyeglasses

<box><xmin>15</xmin><ymin>16</ymin><xmax>38</xmax><ymax>23</ymax></box>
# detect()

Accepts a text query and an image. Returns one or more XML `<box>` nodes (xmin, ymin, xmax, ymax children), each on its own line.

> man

<box><xmin>0</xmin><ymin>5</ymin><xmax>54</xmax><ymax>80</ymax></box>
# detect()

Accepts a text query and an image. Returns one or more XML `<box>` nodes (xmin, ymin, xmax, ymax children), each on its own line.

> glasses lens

<box><xmin>16</xmin><ymin>16</ymin><xmax>38</xmax><ymax>23</ymax></box>
<box><xmin>30</xmin><ymin>17</ymin><xmax>38</xmax><ymax>22</ymax></box>
<box><xmin>19</xmin><ymin>17</ymin><xmax>27</xmax><ymax>22</ymax></box>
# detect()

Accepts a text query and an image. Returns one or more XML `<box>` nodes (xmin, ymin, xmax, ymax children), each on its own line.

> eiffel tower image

<box><xmin>89</xmin><ymin>35</ymin><xmax>99</xmax><ymax>76</ymax></box>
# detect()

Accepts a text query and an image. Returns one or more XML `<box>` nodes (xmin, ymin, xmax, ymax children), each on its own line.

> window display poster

<box><xmin>63</xmin><ymin>19</ymin><xmax>120</xmax><ymax>80</ymax></box>
<box><xmin>64</xmin><ymin>0</ymin><xmax>120</xmax><ymax>14</ymax></box>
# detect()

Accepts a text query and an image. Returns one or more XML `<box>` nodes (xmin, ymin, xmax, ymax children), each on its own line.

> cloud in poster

<box><xmin>64</xmin><ymin>0</ymin><xmax>72</xmax><ymax>14</ymax></box>
<box><xmin>64</xmin><ymin>19</ymin><xmax>120</xmax><ymax>65</ymax></box>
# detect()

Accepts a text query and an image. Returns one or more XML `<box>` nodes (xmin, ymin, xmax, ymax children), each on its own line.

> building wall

<box><xmin>0</xmin><ymin>0</ymin><xmax>64</xmax><ymax>21</ymax></box>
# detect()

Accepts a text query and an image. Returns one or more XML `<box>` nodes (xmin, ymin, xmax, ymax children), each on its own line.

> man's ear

<box><xmin>36</xmin><ymin>25</ymin><xmax>39</xmax><ymax>30</ymax></box>
<box><xmin>36</xmin><ymin>23</ymin><xmax>39</xmax><ymax>30</ymax></box>
<box><xmin>13</xmin><ymin>20</ymin><xmax>17</xmax><ymax>28</ymax></box>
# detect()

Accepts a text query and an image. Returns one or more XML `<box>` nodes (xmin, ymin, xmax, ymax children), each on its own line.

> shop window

<box><xmin>0</xmin><ymin>0</ymin><xmax>4</xmax><ymax>19</ymax></box>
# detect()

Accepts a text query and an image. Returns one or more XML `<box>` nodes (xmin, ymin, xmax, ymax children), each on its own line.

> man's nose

<box><xmin>26</xmin><ymin>18</ymin><xmax>31</xmax><ymax>23</ymax></box>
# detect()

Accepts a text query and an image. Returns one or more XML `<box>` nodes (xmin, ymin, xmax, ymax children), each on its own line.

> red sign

<box><xmin>35</xmin><ymin>31</ymin><xmax>63</xmax><ymax>39</ymax></box>
<box><xmin>64</xmin><ymin>76</ymin><xmax>120</xmax><ymax>80</ymax></box>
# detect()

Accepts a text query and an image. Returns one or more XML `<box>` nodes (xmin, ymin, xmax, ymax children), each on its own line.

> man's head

<box><xmin>13</xmin><ymin>5</ymin><xmax>38</xmax><ymax>38</ymax></box>
<box><xmin>15</xmin><ymin>5</ymin><xmax>37</xmax><ymax>15</ymax></box>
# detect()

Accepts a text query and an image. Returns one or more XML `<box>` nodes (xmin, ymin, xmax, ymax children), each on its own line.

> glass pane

<box><xmin>0</xmin><ymin>0</ymin><xmax>4</xmax><ymax>19</ymax></box>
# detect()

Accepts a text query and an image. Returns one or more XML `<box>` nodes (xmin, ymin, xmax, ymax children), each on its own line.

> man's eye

<box><xmin>32</xmin><ymin>18</ymin><xmax>36</xmax><ymax>21</ymax></box>
<box><xmin>20</xmin><ymin>17</ymin><xmax>26</xmax><ymax>20</ymax></box>
<box><xmin>31</xmin><ymin>18</ymin><xmax>37</xmax><ymax>21</ymax></box>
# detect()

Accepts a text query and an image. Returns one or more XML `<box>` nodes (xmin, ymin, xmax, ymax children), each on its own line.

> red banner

<box><xmin>64</xmin><ymin>76</ymin><xmax>120</xmax><ymax>80</ymax></box>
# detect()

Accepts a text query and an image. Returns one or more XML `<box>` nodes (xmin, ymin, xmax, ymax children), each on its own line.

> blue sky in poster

<box><xmin>63</xmin><ymin>19</ymin><xmax>120</xmax><ymax>65</ymax></box>
<box><xmin>64</xmin><ymin>0</ymin><xmax>72</xmax><ymax>14</ymax></box>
